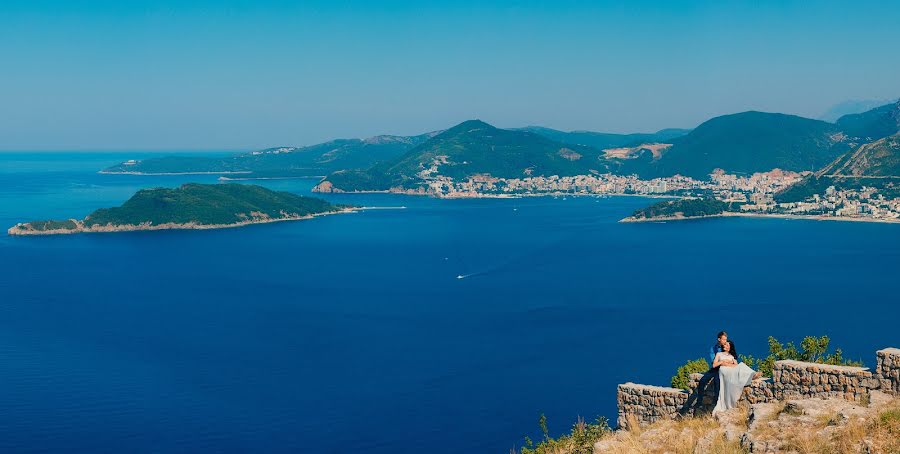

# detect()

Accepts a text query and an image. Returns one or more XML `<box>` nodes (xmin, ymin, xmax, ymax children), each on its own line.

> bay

<box><xmin>0</xmin><ymin>152</ymin><xmax>898</xmax><ymax>453</ymax></box>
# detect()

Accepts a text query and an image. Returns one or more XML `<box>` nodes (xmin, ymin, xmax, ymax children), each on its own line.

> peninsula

<box><xmin>620</xmin><ymin>198</ymin><xmax>731</xmax><ymax>222</ymax></box>
<box><xmin>8</xmin><ymin>183</ymin><xmax>353</xmax><ymax>235</ymax></box>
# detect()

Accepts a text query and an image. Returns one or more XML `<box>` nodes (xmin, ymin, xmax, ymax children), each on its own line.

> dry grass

<box><xmin>593</xmin><ymin>396</ymin><xmax>899</xmax><ymax>454</ymax></box>
<box><xmin>750</xmin><ymin>396</ymin><xmax>900</xmax><ymax>454</ymax></box>
<box><xmin>595</xmin><ymin>415</ymin><xmax>744</xmax><ymax>454</ymax></box>
<box><xmin>829</xmin><ymin>403</ymin><xmax>900</xmax><ymax>454</ymax></box>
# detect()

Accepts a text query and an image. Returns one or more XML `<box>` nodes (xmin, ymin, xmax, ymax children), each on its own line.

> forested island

<box><xmin>8</xmin><ymin>183</ymin><xmax>352</xmax><ymax>235</ymax></box>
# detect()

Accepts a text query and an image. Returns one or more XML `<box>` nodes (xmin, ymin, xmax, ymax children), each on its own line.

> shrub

<box><xmin>671</xmin><ymin>358</ymin><xmax>710</xmax><ymax>390</ymax></box>
<box><xmin>671</xmin><ymin>335</ymin><xmax>862</xmax><ymax>385</ymax></box>
<box><xmin>755</xmin><ymin>335</ymin><xmax>863</xmax><ymax>377</ymax></box>
<box><xmin>518</xmin><ymin>414</ymin><xmax>611</xmax><ymax>454</ymax></box>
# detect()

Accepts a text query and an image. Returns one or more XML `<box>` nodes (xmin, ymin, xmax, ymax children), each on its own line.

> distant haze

<box><xmin>1</xmin><ymin>0</ymin><xmax>898</xmax><ymax>151</ymax></box>
<box><xmin>818</xmin><ymin>99</ymin><xmax>896</xmax><ymax>123</ymax></box>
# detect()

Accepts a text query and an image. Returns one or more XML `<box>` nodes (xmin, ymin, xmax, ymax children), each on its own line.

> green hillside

<box><xmin>321</xmin><ymin>120</ymin><xmax>613</xmax><ymax>191</ymax></box>
<box><xmin>777</xmin><ymin>133</ymin><xmax>900</xmax><ymax>202</ymax></box>
<box><xmin>102</xmin><ymin>134</ymin><xmax>435</xmax><ymax>177</ymax></box>
<box><xmin>15</xmin><ymin>184</ymin><xmax>341</xmax><ymax>233</ymax></box>
<box><xmin>834</xmin><ymin>100</ymin><xmax>900</xmax><ymax>141</ymax></box>
<box><xmin>626</xmin><ymin>198</ymin><xmax>732</xmax><ymax>220</ymax></box>
<box><xmin>86</xmin><ymin>183</ymin><xmax>338</xmax><ymax>226</ymax></box>
<box><xmin>516</xmin><ymin>126</ymin><xmax>690</xmax><ymax>149</ymax></box>
<box><xmin>626</xmin><ymin>111</ymin><xmax>847</xmax><ymax>178</ymax></box>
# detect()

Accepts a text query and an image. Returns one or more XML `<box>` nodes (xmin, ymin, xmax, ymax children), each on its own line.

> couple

<box><xmin>709</xmin><ymin>331</ymin><xmax>762</xmax><ymax>413</ymax></box>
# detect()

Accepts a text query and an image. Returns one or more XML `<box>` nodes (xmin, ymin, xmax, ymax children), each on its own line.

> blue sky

<box><xmin>1</xmin><ymin>0</ymin><xmax>898</xmax><ymax>150</ymax></box>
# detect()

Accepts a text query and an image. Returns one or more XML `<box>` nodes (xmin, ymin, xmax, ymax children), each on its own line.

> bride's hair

<box><xmin>727</xmin><ymin>341</ymin><xmax>738</xmax><ymax>359</ymax></box>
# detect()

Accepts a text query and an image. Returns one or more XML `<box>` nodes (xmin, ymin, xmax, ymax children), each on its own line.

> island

<box><xmin>8</xmin><ymin>183</ymin><xmax>354</xmax><ymax>235</ymax></box>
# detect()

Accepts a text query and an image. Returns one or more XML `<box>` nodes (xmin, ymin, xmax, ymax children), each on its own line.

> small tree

<box><xmin>756</xmin><ymin>335</ymin><xmax>862</xmax><ymax>376</ymax></box>
<box><xmin>520</xmin><ymin>414</ymin><xmax>611</xmax><ymax>454</ymax></box>
<box><xmin>671</xmin><ymin>358</ymin><xmax>710</xmax><ymax>390</ymax></box>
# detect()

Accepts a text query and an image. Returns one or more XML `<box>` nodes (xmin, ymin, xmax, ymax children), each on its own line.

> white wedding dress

<box><xmin>713</xmin><ymin>353</ymin><xmax>756</xmax><ymax>413</ymax></box>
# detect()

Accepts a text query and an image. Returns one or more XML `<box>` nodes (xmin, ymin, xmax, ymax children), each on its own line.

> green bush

<box><xmin>670</xmin><ymin>336</ymin><xmax>862</xmax><ymax>387</ymax></box>
<box><xmin>519</xmin><ymin>414</ymin><xmax>611</xmax><ymax>454</ymax></box>
<box><xmin>671</xmin><ymin>358</ymin><xmax>710</xmax><ymax>390</ymax></box>
<box><xmin>879</xmin><ymin>408</ymin><xmax>900</xmax><ymax>425</ymax></box>
<box><xmin>755</xmin><ymin>335</ymin><xmax>862</xmax><ymax>377</ymax></box>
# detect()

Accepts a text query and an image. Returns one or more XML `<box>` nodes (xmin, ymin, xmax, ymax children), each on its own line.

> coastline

<box><xmin>98</xmin><ymin>170</ymin><xmax>253</xmax><ymax>176</ymax></box>
<box><xmin>317</xmin><ymin>186</ymin><xmax>678</xmax><ymax>200</ymax></box>
<box><xmin>621</xmin><ymin>211</ymin><xmax>900</xmax><ymax>224</ymax></box>
<box><xmin>218</xmin><ymin>175</ymin><xmax>325</xmax><ymax>181</ymax></box>
<box><xmin>723</xmin><ymin>211</ymin><xmax>900</xmax><ymax>224</ymax></box>
<box><xmin>8</xmin><ymin>208</ymin><xmax>360</xmax><ymax>236</ymax></box>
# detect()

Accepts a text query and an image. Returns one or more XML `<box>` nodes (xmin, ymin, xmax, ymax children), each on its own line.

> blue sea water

<box><xmin>1</xmin><ymin>152</ymin><xmax>898</xmax><ymax>453</ymax></box>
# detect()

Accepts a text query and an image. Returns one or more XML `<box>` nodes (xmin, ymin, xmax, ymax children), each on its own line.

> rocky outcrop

<box><xmin>600</xmin><ymin>389</ymin><xmax>900</xmax><ymax>454</ymax></box>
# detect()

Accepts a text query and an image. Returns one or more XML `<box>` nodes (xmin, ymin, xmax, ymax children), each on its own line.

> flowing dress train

<box><xmin>713</xmin><ymin>353</ymin><xmax>756</xmax><ymax>413</ymax></box>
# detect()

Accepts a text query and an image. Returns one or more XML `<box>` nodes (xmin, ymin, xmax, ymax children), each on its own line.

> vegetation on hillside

<box><xmin>322</xmin><ymin>120</ymin><xmax>616</xmax><ymax>192</ymax></box>
<box><xmin>517</xmin><ymin>126</ymin><xmax>690</xmax><ymax>150</ymax></box>
<box><xmin>102</xmin><ymin>135</ymin><xmax>432</xmax><ymax>177</ymax></box>
<box><xmin>835</xmin><ymin>100</ymin><xmax>900</xmax><ymax>140</ymax></box>
<box><xmin>628</xmin><ymin>198</ymin><xmax>731</xmax><ymax>220</ymax></box>
<box><xmin>776</xmin><ymin>133</ymin><xmax>900</xmax><ymax>203</ymax></box>
<box><xmin>22</xmin><ymin>184</ymin><xmax>341</xmax><ymax>231</ymax></box>
<box><xmin>105</xmin><ymin>102</ymin><xmax>900</xmax><ymax>187</ymax></box>
<box><xmin>86</xmin><ymin>184</ymin><xmax>338</xmax><ymax>226</ymax></box>
<box><xmin>626</xmin><ymin>111</ymin><xmax>848</xmax><ymax>178</ymax></box>
<box><xmin>517</xmin><ymin>414</ymin><xmax>611</xmax><ymax>454</ymax></box>
<box><xmin>14</xmin><ymin>219</ymin><xmax>78</xmax><ymax>232</ymax></box>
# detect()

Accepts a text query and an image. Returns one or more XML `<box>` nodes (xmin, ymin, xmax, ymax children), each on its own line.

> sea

<box><xmin>1</xmin><ymin>151</ymin><xmax>898</xmax><ymax>453</ymax></box>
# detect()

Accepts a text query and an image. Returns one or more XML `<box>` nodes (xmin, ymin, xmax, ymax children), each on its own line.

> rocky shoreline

<box><xmin>7</xmin><ymin>208</ymin><xmax>357</xmax><ymax>236</ymax></box>
<box><xmin>621</xmin><ymin>211</ymin><xmax>900</xmax><ymax>224</ymax></box>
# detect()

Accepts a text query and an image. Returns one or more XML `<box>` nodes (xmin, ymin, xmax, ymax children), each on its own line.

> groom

<box><xmin>709</xmin><ymin>331</ymin><xmax>728</xmax><ymax>367</ymax></box>
<box><xmin>683</xmin><ymin>330</ymin><xmax>729</xmax><ymax>413</ymax></box>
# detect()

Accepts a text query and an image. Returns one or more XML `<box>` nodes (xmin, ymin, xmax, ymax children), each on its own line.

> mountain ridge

<box><xmin>319</xmin><ymin>119</ymin><xmax>612</xmax><ymax>192</ymax></box>
<box><xmin>620</xmin><ymin>111</ymin><xmax>848</xmax><ymax>178</ymax></box>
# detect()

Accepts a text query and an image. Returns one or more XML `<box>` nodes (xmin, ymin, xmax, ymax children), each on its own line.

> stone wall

<box><xmin>875</xmin><ymin>348</ymin><xmax>900</xmax><ymax>395</ymax></box>
<box><xmin>772</xmin><ymin>360</ymin><xmax>872</xmax><ymax>402</ymax></box>
<box><xmin>616</xmin><ymin>348</ymin><xmax>900</xmax><ymax>429</ymax></box>
<box><xmin>685</xmin><ymin>373</ymin><xmax>774</xmax><ymax>416</ymax></box>
<box><xmin>616</xmin><ymin>383</ymin><xmax>688</xmax><ymax>429</ymax></box>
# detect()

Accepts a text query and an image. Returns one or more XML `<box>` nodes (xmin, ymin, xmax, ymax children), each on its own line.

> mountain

<box><xmin>622</xmin><ymin>111</ymin><xmax>848</xmax><ymax>178</ymax></box>
<box><xmin>819</xmin><ymin>99</ymin><xmax>894</xmax><ymax>123</ymax></box>
<box><xmin>822</xmin><ymin>132</ymin><xmax>900</xmax><ymax>177</ymax></box>
<box><xmin>100</xmin><ymin>102</ymin><xmax>899</xmax><ymax>186</ymax></box>
<box><xmin>777</xmin><ymin>133</ymin><xmax>900</xmax><ymax>202</ymax></box>
<box><xmin>9</xmin><ymin>183</ymin><xmax>346</xmax><ymax>235</ymax></box>
<box><xmin>834</xmin><ymin>100</ymin><xmax>900</xmax><ymax>142</ymax></box>
<box><xmin>318</xmin><ymin>120</ymin><xmax>612</xmax><ymax>192</ymax></box>
<box><xmin>101</xmin><ymin>133</ymin><xmax>438</xmax><ymax>178</ymax></box>
<box><xmin>515</xmin><ymin>126</ymin><xmax>690</xmax><ymax>149</ymax></box>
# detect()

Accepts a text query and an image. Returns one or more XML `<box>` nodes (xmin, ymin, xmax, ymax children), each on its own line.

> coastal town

<box><xmin>423</xmin><ymin>169</ymin><xmax>900</xmax><ymax>222</ymax></box>
<box><xmin>424</xmin><ymin>169</ymin><xmax>803</xmax><ymax>198</ymax></box>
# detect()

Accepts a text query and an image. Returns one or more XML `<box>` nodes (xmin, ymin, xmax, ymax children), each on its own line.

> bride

<box><xmin>712</xmin><ymin>340</ymin><xmax>762</xmax><ymax>413</ymax></box>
